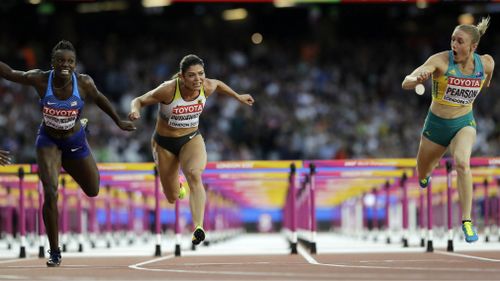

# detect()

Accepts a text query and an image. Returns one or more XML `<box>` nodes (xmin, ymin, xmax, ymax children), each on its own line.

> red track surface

<box><xmin>1</xmin><ymin>250</ymin><xmax>500</xmax><ymax>280</ymax></box>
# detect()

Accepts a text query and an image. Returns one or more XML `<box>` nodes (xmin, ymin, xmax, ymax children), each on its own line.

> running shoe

<box><xmin>46</xmin><ymin>248</ymin><xmax>62</xmax><ymax>267</ymax></box>
<box><xmin>192</xmin><ymin>226</ymin><xmax>205</xmax><ymax>245</ymax></box>
<box><xmin>179</xmin><ymin>183</ymin><xmax>186</xmax><ymax>200</ymax></box>
<box><xmin>462</xmin><ymin>221</ymin><xmax>478</xmax><ymax>243</ymax></box>
<box><xmin>419</xmin><ymin>176</ymin><xmax>431</xmax><ymax>189</ymax></box>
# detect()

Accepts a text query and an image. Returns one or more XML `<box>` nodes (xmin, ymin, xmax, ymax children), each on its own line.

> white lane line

<box><xmin>297</xmin><ymin>245</ymin><xmax>319</xmax><ymax>265</ymax></box>
<box><xmin>6</xmin><ymin>265</ymin><xmax>47</xmax><ymax>268</ymax></box>
<box><xmin>181</xmin><ymin>262</ymin><xmax>272</xmax><ymax>266</ymax></box>
<box><xmin>128</xmin><ymin>250</ymin><xmax>331</xmax><ymax>278</ymax></box>
<box><xmin>128</xmin><ymin>254</ymin><xmax>175</xmax><ymax>269</ymax></box>
<box><xmin>129</xmin><ymin>266</ymin><xmax>334</xmax><ymax>278</ymax></box>
<box><xmin>359</xmin><ymin>259</ymin><xmax>441</xmax><ymax>263</ymax></box>
<box><xmin>0</xmin><ymin>275</ymin><xmax>28</xmax><ymax>280</ymax></box>
<box><xmin>435</xmin><ymin>250</ymin><xmax>500</xmax><ymax>262</ymax></box>
<box><xmin>297</xmin><ymin>244</ymin><xmax>500</xmax><ymax>273</ymax></box>
<box><xmin>6</xmin><ymin>265</ymin><xmax>124</xmax><ymax>269</ymax></box>
<box><xmin>0</xmin><ymin>258</ymin><xmax>37</xmax><ymax>264</ymax></box>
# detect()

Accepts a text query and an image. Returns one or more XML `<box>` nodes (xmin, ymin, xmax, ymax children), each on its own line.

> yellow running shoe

<box><xmin>192</xmin><ymin>226</ymin><xmax>205</xmax><ymax>245</ymax></box>
<box><xmin>419</xmin><ymin>176</ymin><xmax>431</xmax><ymax>189</ymax></box>
<box><xmin>178</xmin><ymin>183</ymin><xmax>186</xmax><ymax>200</ymax></box>
<box><xmin>462</xmin><ymin>221</ymin><xmax>478</xmax><ymax>243</ymax></box>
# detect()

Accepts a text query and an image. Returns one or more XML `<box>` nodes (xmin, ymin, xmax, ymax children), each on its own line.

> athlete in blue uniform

<box><xmin>0</xmin><ymin>40</ymin><xmax>136</xmax><ymax>266</ymax></box>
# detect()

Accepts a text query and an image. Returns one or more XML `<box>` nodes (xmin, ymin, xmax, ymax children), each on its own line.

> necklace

<box><xmin>53</xmin><ymin>77</ymin><xmax>72</xmax><ymax>90</ymax></box>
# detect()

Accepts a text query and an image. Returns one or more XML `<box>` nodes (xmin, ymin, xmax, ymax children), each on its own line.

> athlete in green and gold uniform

<box><xmin>402</xmin><ymin>17</ymin><xmax>495</xmax><ymax>243</ymax></box>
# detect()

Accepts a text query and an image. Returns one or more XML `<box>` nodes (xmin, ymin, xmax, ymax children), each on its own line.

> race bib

<box><xmin>167</xmin><ymin>104</ymin><xmax>203</xmax><ymax>128</ymax></box>
<box><xmin>42</xmin><ymin>106</ymin><xmax>78</xmax><ymax>130</ymax></box>
<box><xmin>442</xmin><ymin>77</ymin><xmax>481</xmax><ymax>105</ymax></box>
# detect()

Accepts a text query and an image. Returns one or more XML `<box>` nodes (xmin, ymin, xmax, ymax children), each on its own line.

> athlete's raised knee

<box><xmin>165</xmin><ymin>193</ymin><xmax>177</xmax><ymax>204</ymax></box>
<box><xmin>84</xmin><ymin>187</ymin><xmax>99</xmax><ymax>197</ymax></box>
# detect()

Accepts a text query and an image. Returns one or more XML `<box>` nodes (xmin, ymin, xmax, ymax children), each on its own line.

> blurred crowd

<box><xmin>0</xmin><ymin>3</ymin><xmax>499</xmax><ymax>163</ymax></box>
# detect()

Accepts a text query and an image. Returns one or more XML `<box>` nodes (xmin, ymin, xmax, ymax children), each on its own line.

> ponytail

<box><xmin>476</xmin><ymin>16</ymin><xmax>490</xmax><ymax>38</ymax></box>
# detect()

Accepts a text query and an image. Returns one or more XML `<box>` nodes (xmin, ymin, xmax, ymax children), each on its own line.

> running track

<box><xmin>1</xmin><ymin>233</ymin><xmax>500</xmax><ymax>281</ymax></box>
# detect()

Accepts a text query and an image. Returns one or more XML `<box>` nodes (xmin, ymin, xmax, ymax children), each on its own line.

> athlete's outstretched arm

<box><xmin>0</xmin><ymin>61</ymin><xmax>43</xmax><ymax>86</ymax></box>
<box><xmin>402</xmin><ymin>53</ymin><xmax>445</xmax><ymax>90</ymax></box>
<box><xmin>80</xmin><ymin>74</ymin><xmax>136</xmax><ymax>131</ymax></box>
<box><xmin>207</xmin><ymin>79</ymin><xmax>254</xmax><ymax>106</ymax></box>
<box><xmin>128</xmin><ymin>81</ymin><xmax>174</xmax><ymax>121</ymax></box>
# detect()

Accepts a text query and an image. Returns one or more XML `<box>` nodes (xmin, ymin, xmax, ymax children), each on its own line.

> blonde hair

<box><xmin>455</xmin><ymin>16</ymin><xmax>490</xmax><ymax>44</ymax></box>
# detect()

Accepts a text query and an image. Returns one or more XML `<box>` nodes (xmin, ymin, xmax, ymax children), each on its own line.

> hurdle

<box><xmin>1</xmin><ymin>161</ymin><xmax>246</xmax><ymax>258</ymax></box>
<box><xmin>0</xmin><ymin>165</ymin><xmax>35</xmax><ymax>258</ymax></box>
<box><xmin>0</xmin><ymin>186</ymin><xmax>15</xmax><ymax>250</ymax></box>
<box><xmin>284</xmin><ymin>163</ymin><xmax>298</xmax><ymax>254</ymax></box>
<box><xmin>295</xmin><ymin>163</ymin><xmax>317</xmax><ymax>254</ymax></box>
<box><xmin>95</xmin><ymin>163</ymin><xmax>161</xmax><ymax>255</ymax></box>
<box><xmin>93</xmin><ymin>162</ymin><xmax>246</xmax><ymax>257</ymax></box>
<box><xmin>197</xmin><ymin>160</ymin><xmax>298</xmax><ymax>254</ymax></box>
<box><xmin>329</xmin><ymin>157</ymin><xmax>500</xmax><ymax>252</ymax></box>
<box><xmin>283</xmin><ymin>159</ymin><xmax>416</xmax><ymax>254</ymax></box>
<box><xmin>445</xmin><ymin>160</ymin><xmax>453</xmax><ymax>251</ymax></box>
<box><xmin>411</xmin><ymin>157</ymin><xmax>500</xmax><ymax>252</ymax></box>
<box><xmin>497</xmin><ymin>178</ymin><xmax>500</xmax><ymax>242</ymax></box>
<box><xmin>18</xmin><ymin>167</ymin><xmax>26</xmax><ymax>258</ymax></box>
<box><xmin>400</xmin><ymin>173</ymin><xmax>409</xmax><ymax>247</ymax></box>
<box><xmin>2</xmin><ymin>157</ymin><xmax>499</xmax><ymax>259</ymax></box>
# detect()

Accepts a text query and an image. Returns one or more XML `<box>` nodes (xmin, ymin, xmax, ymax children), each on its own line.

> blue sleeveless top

<box><xmin>40</xmin><ymin>71</ymin><xmax>85</xmax><ymax>130</ymax></box>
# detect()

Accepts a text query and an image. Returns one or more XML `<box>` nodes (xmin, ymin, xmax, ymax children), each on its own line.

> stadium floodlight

<box><xmin>142</xmin><ymin>0</ymin><xmax>171</xmax><ymax>8</ymax></box>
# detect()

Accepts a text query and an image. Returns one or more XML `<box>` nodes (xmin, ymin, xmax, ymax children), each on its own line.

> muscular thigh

<box><xmin>152</xmin><ymin>138</ymin><xmax>180</xmax><ymax>192</ymax></box>
<box><xmin>179</xmin><ymin>135</ymin><xmax>207</xmax><ymax>174</ymax></box>
<box><xmin>416</xmin><ymin>135</ymin><xmax>447</xmax><ymax>170</ymax></box>
<box><xmin>62</xmin><ymin>154</ymin><xmax>99</xmax><ymax>196</ymax></box>
<box><xmin>37</xmin><ymin>146</ymin><xmax>63</xmax><ymax>192</ymax></box>
<box><xmin>449</xmin><ymin>126</ymin><xmax>476</xmax><ymax>161</ymax></box>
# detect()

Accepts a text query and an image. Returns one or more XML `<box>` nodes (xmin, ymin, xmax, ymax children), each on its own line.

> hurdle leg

<box><xmin>426</xmin><ymin>182</ymin><xmax>434</xmax><ymax>252</ymax></box>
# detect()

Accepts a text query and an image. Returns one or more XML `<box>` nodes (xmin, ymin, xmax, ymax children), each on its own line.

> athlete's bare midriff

<box><xmin>154</xmin><ymin>117</ymin><xmax>198</xmax><ymax>137</ymax></box>
<box><xmin>430</xmin><ymin>101</ymin><xmax>473</xmax><ymax>119</ymax></box>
